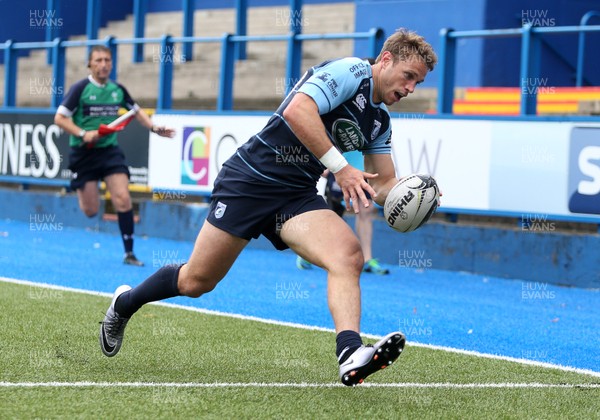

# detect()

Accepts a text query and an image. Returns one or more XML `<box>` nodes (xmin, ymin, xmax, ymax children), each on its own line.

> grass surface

<box><xmin>1</xmin><ymin>281</ymin><xmax>598</xmax><ymax>419</ymax></box>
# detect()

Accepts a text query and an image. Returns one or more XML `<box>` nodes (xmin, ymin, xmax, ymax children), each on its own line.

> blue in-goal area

<box><xmin>1</xmin><ymin>218</ymin><xmax>598</xmax><ymax>374</ymax></box>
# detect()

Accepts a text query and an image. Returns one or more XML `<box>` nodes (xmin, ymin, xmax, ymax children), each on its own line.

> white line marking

<box><xmin>2</xmin><ymin>276</ymin><xmax>600</xmax><ymax>379</ymax></box>
<box><xmin>0</xmin><ymin>382</ymin><xmax>598</xmax><ymax>389</ymax></box>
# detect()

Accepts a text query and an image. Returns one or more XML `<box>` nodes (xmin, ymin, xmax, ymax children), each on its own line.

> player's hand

<box><xmin>152</xmin><ymin>126</ymin><xmax>176</xmax><ymax>138</ymax></box>
<box><xmin>334</xmin><ymin>165</ymin><xmax>378</xmax><ymax>213</ymax></box>
<box><xmin>83</xmin><ymin>130</ymin><xmax>100</xmax><ymax>145</ymax></box>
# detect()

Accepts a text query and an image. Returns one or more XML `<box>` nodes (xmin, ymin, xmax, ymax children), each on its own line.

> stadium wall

<box><xmin>354</xmin><ymin>0</ymin><xmax>600</xmax><ymax>88</ymax></box>
<box><xmin>0</xmin><ymin>0</ymin><xmax>131</xmax><ymax>57</ymax></box>
<box><xmin>147</xmin><ymin>0</ymin><xmax>350</xmax><ymax>12</ymax></box>
<box><xmin>481</xmin><ymin>0</ymin><xmax>600</xmax><ymax>87</ymax></box>
<box><xmin>1</xmin><ymin>110</ymin><xmax>600</xmax><ymax>289</ymax></box>
<box><xmin>3</xmin><ymin>0</ymin><xmax>598</xmax><ymax>87</ymax></box>
<box><xmin>1</xmin><ymin>186</ymin><xmax>599</xmax><ymax>289</ymax></box>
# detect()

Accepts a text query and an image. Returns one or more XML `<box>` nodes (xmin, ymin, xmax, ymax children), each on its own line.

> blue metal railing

<box><xmin>0</xmin><ymin>28</ymin><xmax>384</xmax><ymax>111</ymax></box>
<box><xmin>576</xmin><ymin>10</ymin><xmax>600</xmax><ymax>87</ymax></box>
<box><xmin>86</xmin><ymin>0</ymin><xmax>101</xmax><ymax>49</ymax></box>
<box><xmin>132</xmin><ymin>0</ymin><xmax>146</xmax><ymax>63</ymax></box>
<box><xmin>181</xmin><ymin>0</ymin><xmax>194</xmax><ymax>62</ymax></box>
<box><xmin>437</xmin><ymin>22</ymin><xmax>600</xmax><ymax>115</ymax></box>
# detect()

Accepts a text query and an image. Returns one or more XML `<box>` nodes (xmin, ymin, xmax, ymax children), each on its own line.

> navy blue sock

<box><xmin>115</xmin><ymin>264</ymin><xmax>183</xmax><ymax>318</ymax></box>
<box><xmin>117</xmin><ymin>210</ymin><xmax>134</xmax><ymax>253</ymax></box>
<box><xmin>336</xmin><ymin>330</ymin><xmax>363</xmax><ymax>364</ymax></box>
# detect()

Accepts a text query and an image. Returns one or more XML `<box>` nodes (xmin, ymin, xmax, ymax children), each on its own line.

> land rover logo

<box><xmin>332</xmin><ymin>119</ymin><xmax>365</xmax><ymax>152</ymax></box>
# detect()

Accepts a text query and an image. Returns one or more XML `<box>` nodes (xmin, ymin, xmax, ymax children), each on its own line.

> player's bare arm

<box><xmin>53</xmin><ymin>113</ymin><xmax>99</xmax><ymax>144</ymax></box>
<box><xmin>364</xmin><ymin>153</ymin><xmax>398</xmax><ymax>206</ymax></box>
<box><xmin>283</xmin><ymin>92</ymin><xmax>377</xmax><ymax>213</ymax></box>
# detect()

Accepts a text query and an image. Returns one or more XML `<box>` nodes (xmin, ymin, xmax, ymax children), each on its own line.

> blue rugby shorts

<box><xmin>207</xmin><ymin>166</ymin><xmax>328</xmax><ymax>250</ymax></box>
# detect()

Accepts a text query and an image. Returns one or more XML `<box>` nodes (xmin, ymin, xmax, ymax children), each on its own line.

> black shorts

<box><xmin>68</xmin><ymin>145</ymin><xmax>130</xmax><ymax>190</ymax></box>
<box><xmin>327</xmin><ymin>196</ymin><xmax>345</xmax><ymax>217</ymax></box>
<box><xmin>207</xmin><ymin>166</ymin><xmax>329</xmax><ymax>250</ymax></box>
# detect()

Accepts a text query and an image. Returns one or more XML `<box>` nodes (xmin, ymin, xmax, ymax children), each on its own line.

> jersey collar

<box><xmin>88</xmin><ymin>74</ymin><xmax>108</xmax><ymax>88</ymax></box>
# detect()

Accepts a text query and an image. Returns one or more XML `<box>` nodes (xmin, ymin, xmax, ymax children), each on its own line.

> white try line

<box><xmin>2</xmin><ymin>276</ymin><xmax>600</xmax><ymax>379</ymax></box>
<box><xmin>0</xmin><ymin>382</ymin><xmax>599</xmax><ymax>389</ymax></box>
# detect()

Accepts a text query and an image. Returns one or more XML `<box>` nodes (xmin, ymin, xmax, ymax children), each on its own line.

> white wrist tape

<box><xmin>319</xmin><ymin>147</ymin><xmax>348</xmax><ymax>173</ymax></box>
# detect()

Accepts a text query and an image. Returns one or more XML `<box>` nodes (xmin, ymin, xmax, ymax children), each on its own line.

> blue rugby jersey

<box><xmin>228</xmin><ymin>57</ymin><xmax>392</xmax><ymax>190</ymax></box>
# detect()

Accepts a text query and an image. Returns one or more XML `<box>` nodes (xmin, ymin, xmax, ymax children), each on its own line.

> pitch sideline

<box><xmin>2</xmin><ymin>276</ymin><xmax>599</xmax><ymax>379</ymax></box>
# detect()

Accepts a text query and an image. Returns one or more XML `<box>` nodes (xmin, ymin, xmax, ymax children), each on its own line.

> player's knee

<box><xmin>346</xmin><ymin>247</ymin><xmax>365</xmax><ymax>273</ymax></box>
<box><xmin>327</xmin><ymin>244</ymin><xmax>364</xmax><ymax>276</ymax></box>
<box><xmin>178</xmin><ymin>272</ymin><xmax>219</xmax><ymax>298</ymax></box>
<box><xmin>83</xmin><ymin>208</ymin><xmax>98</xmax><ymax>218</ymax></box>
<box><xmin>112</xmin><ymin>194</ymin><xmax>131</xmax><ymax>211</ymax></box>
<box><xmin>180</xmin><ymin>282</ymin><xmax>217</xmax><ymax>298</ymax></box>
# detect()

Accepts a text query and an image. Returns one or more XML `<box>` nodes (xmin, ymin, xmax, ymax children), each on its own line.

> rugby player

<box><xmin>100</xmin><ymin>29</ymin><xmax>436</xmax><ymax>385</ymax></box>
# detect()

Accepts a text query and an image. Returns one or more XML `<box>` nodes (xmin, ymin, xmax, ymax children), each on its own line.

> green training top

<box><xmin>57</xmin><ymin>75</ymin><xmax>138</xmax><ymax>148</ymax></box>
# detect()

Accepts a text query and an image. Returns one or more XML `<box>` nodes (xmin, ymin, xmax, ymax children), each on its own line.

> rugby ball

<box><xmin>384</xmin><ymin>174</ymin><xmax>440</xmax><ymax>233</ymax></box>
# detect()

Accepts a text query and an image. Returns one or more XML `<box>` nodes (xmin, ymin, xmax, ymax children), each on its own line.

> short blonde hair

<box><xmin>375</xmin><ymin>28</ymin><xmax>437</xmax><ymax>71</ymax></box>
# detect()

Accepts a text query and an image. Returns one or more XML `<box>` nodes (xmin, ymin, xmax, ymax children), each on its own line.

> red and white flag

<box><xmin>98</xmin><ymin>108</ymin><xmax>137</xmax><ymax>136</ymax></box>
